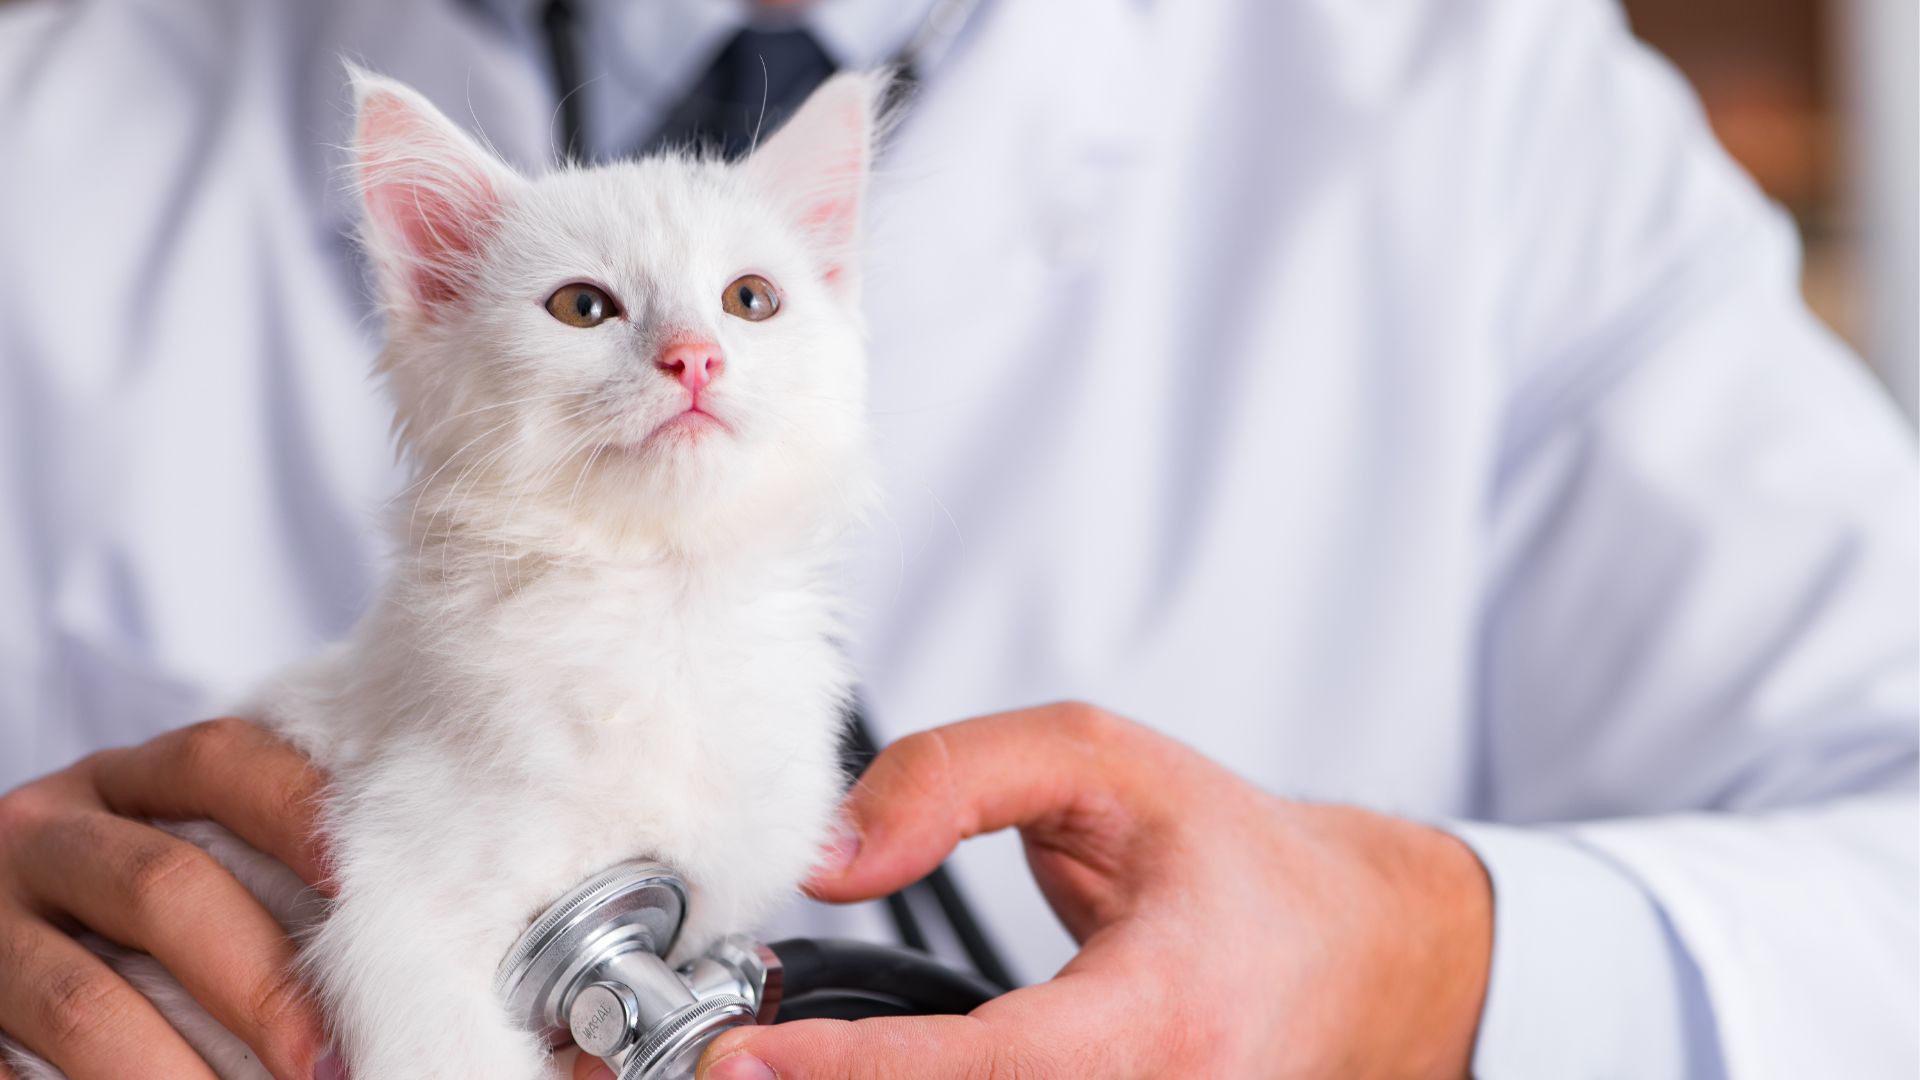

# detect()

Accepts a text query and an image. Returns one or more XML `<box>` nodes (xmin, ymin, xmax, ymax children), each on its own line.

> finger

<box><xmin>90</xmin><ymin>718</ymin><xmax>332</xmax><ymax>889</ymax></box>
<box><xmin>0</xmin><ymin>905</ymin><xmax>220</xmax><ymax>1080</ymax></box>
<box><xmin>569</xmin><ymin>1050</ymin><xmax>614</xmax><ymax>1080</ymax></box>
<box><xmin>703</xmin><ymin>1016</ymin><xmax>997</xmax><ymax>1080</ymax></box>
<box><xmin>810</xmin><ymin>703</ymin><xmax>1169</xmax><ymax>902</ymax></box>
<box><xmin>17</xmin><ymin>812</ymin><xmax>327</xmax><ymax>1080</ymax></box>
<box><xmin>699</xmin><ymin>976</ymin><xmax>1142</xmax><ymax>1080</ymax></box>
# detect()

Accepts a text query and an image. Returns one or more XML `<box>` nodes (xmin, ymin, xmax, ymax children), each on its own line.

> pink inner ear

<box><xmin>358</xmin><ymin>94</ymin><xmax>501</xmax><ymax>307</ymax></box>
<box><xmin>804</xmin><ymin>188</ymin><xmax>857</xmax><ymax>286</ymax></box>
<box><xmin>366</xmin><ymin>181</ymin><xmax>493</xmax><ymax>304</ymax></box>
<box><xmin>741</xmin><ymin>75</ymin><xmax>876</xmax><ymax>294</ymax></box>
<box><xmin>804</xmin><ymin>192</ymin><xmax>857</xmax><ymax>240</ymax></box>
<box><xmin>793</xmin><ymin>149</ymin><xmax>865</xmax><ymax>284</ymax></box>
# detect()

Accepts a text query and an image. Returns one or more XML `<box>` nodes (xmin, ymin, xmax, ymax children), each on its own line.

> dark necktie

<box><xmin>644</xmin><ymin>26</ymin><xmax>839</xmax><ymax>160</ymax></box>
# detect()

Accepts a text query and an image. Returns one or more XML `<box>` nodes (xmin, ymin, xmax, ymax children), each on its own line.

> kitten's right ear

<box><xmin>347</xmin><ymin>64</ymin><xmax>523</xmax><ymax>315</ymax></box>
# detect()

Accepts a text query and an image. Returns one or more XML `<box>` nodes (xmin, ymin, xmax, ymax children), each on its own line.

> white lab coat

<box><xmin>0</xmin><ymin>0</ymin><xmax>1914</xmax><ymax>1076</ymax></box>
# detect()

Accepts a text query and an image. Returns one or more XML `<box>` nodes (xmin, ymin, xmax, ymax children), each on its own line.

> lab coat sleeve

<box><xmin>1451</xmin><ymin>821</ymin><xmax>1727</xmax><ymax>1078</ymax></box>
<box><xmin>1468</xmin><ymin>1</ymin><xmax>1919</xmax><ymax>1076</ymax></box>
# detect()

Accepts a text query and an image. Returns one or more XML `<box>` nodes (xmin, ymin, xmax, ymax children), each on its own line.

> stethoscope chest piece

<box><xmin>496</xmin><ymin>861</ymin><xmax>767</xmax><ymax>1080</ymax></box>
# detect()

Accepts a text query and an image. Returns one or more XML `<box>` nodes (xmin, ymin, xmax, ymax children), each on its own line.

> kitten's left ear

<box><xmin>743</xmin><ymin>72</ymin><xmax>885</xmax><ymax>300</ymax></box>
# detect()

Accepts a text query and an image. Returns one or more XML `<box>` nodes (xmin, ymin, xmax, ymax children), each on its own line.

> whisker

<box><xmin>407</xmin><ymin>414</ymin><xmax>529</xmax><ymax>547</ymax></box>
<box><xmin>385</xmin><ymin>388</ymin><xmax>585</xmax><ymax>505</ymax></box>
<box><xmin>413</xmin><ymin>400</ymin><xmax>602</xmax><ymax>566</ymax></box>
<box><xmin>567</xmin><ymin>438</ymin><xmax>612</xmax><ymax>518</ymax></box>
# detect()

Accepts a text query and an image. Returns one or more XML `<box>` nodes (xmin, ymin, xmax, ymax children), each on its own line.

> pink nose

<box><xmin>656</xmin><ymin>341</ymin><xmax>724</xmax><ymax>395</ymax></box>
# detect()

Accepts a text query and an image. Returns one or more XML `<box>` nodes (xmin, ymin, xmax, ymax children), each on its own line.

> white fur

<box><xmin>4</xmin><ymin>67</ymin><xmax>881</xmax><ymax>1080</ymax></box>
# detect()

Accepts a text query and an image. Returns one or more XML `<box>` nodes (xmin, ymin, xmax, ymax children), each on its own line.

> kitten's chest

<box><xmin>419</xmin><ymin>565</ymin><xmax>850</xmax><ymax>802</ymax></box>
<box><xmin>331</xmin><ymin>564</ymin><xmax>850</xmax><ymax>903</ymax></box>
<box><xmin>478</xmin><ymin>580</ymin><xmax>848</xmax><ymax>916</ymax></box>
<box><xmin>491</xmin><ymin>571</ymin><xmax>839</xmax><ymax>726</ymax></box>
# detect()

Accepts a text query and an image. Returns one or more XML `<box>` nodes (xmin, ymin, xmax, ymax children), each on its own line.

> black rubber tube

<box><xmin>923</xmin><ymin>865</ymin><xmax>1016</xmax><ymax>991</ymax></box>
<box><xmin>768</xmin><ymin>938</ymin><xmax>999</xmax><ymax>1017</ymax></box>
<box><xmin>840</xmin><ymin>707</ymin><xmax>1018</xmax><ymax>989</ymax></box>
<box><xmin>883</xmin><ymin>890</ymin><xmax>931</xmax><ymax>953</ymax></box>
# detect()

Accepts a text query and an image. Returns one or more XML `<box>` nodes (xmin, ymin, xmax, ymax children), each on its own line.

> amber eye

<box><xmin>546</xmin><ymin>283</ymin><xmax>618</xmax><ymax>328</ymax></box>
<box><xmin>722</xmin><ymin>275</ymin><xmax>780</xmax><ymax>322</ymax></box>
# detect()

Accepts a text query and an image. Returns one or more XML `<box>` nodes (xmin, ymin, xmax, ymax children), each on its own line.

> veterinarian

<box><xmin>0</xmin><ymin>1</ymin><xmax>1914</xmax><ymax>1078</ymax></box>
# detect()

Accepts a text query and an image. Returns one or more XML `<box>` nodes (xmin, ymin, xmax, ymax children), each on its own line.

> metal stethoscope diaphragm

<box><xmin>495</xmin><ymin>863</ymin><xmax>775</xmax><ymax>1080</ymax></box>
<box><xmin>496</xmin><ymin>860</ymin><xmax>999</xmax><ymax>1080</ymax></box>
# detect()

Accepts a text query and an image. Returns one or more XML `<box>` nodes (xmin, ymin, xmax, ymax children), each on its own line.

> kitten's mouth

<box><xmin>636</xmin><ymin>406</ymin><xmax>731</xmax><ymax>450</ymax></box>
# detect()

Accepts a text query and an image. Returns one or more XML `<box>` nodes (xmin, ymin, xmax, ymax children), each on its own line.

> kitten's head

<box><xmin>349</xmin><ymin>67</ymin><xmax>879</xmax><ymax>555</ymax></box>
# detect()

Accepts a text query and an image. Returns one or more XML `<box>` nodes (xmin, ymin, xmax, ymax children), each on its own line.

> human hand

<box><xmin>691</xmin><ymin>703</ymin><xmax>1493</xmax><ymax>1080</ymax></box>
<box><xmin>0</xmin><ymin>719</ymin><xmax>335</xmax><ymax>1080</ymax></box>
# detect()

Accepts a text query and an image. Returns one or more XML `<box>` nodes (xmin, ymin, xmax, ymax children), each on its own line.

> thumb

<box><xmin>806</xmin><ymin>704</ymin><xmax>1155</xmax><ymax>903</ymax></box>
<box><xmin>698</xmin><ymin>1016</ymin><xmax>1000</xmax><ymax>1080</ymax></box>
<box><xmin>698</xmin><ymin>973</ymin><xmax>1138</xmax><ymax>1080</ymax></box>
<box><xmin>569</xmin><ymin>1050</ymin><xmax>614</xmax><ymax>1080</ymax></box>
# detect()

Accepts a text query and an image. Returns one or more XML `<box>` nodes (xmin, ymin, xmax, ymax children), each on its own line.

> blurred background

<box><xmin>1623</xmin><ymin>0</ymin><xmax>1918</xmax><ymax>420</ymax></box>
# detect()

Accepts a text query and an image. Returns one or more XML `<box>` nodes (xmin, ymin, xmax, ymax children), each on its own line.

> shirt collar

<box><xmin>468</xmin><ymin>0</ymin><xmax>936</xmax><ymax>63</ymax></box>
<box><xmin>469</xmin><ymin>0</ymin><xmax>935</xmax><ymax>155</ymax></box>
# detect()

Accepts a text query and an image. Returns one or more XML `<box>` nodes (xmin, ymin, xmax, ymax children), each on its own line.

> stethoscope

<box><xmin>538</xmin><ymin>0</ymin><xmax>988</xmax><ymax>160</ymax></box>
<box><xmin>490</xmin><ymin>710</ymin><xmax>1016</xmax><ymax>1080</ymax></box>
<box><xmin>496</xmin><ymin>856</ymin><xmax>1004</xmax><ymax>1080</ymax></box>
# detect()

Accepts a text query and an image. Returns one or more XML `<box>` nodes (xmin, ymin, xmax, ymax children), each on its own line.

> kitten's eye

<box><xmin>546</xmin><ymin>284</ymin><xmax>618</xmax><ymax>328</ymax></box>
<box><xmin>722</xmin><ymin>275</ymin><xmax>779</xmax><ymax>322</ymax></box>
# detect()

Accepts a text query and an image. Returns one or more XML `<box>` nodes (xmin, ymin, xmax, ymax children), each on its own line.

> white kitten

<box><xmin>3</xmin><ymin>66</ymin><xmax>880</xmax><ymax>1080</ymax></box>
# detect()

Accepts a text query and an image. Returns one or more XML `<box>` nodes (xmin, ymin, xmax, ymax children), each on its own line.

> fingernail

<box><xmin>817</xmin><ymin>820</ymin><xmax>861</xmax><ymax>877</ymax></box>
<box><xmin>708</xmin><ymin>1051</ymin><xmax>777</xmax><ymax>1080</ymax></box>
<box><xmin>586</xmin><ymin>1066</ymin><xmax>616</xmax><ymax>1080</ymax></box>
<box><xmin>314</xmin><ymin>1048</ymin><xmax>348</xmax><ymax>1080</ymax></box>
